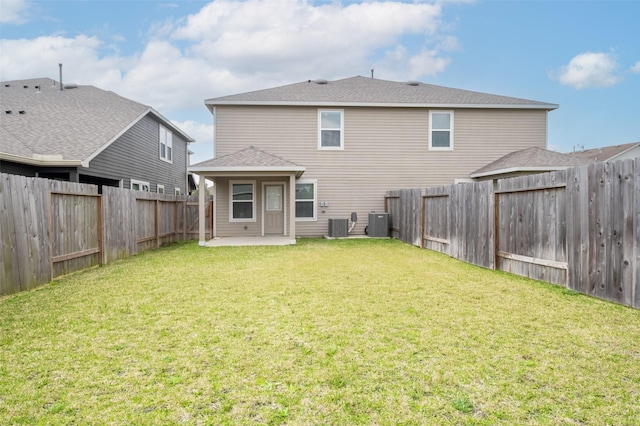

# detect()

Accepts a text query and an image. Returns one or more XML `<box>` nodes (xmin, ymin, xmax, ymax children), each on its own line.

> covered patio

<box><xmin>189</xmin><ymin>147</ymin><xmax>306</xmax><ymax>246</ymax></box>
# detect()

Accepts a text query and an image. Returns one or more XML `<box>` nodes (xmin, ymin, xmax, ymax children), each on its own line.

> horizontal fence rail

<box><xmin>1</xmin><ymin>173</ymin><xmax>212</xmax><ymax>296</ymax></box>
<box><xmin>386</xmin><ymin>158</ymin><xmax>640</xmax><ymax>309</ymax></box>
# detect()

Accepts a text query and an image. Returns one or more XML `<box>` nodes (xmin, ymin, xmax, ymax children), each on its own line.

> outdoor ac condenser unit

<box><xmin>367</xmin><ymin>212</ymin><xmax>389</xmax><ymax>237</ymax></box>
<box><xmin>328</xmin><ymin>218</ymin><xmax>348</xmax><ymax>237</ymax></box>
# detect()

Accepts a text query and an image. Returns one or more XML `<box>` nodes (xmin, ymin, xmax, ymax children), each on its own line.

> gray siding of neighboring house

<box><xmin>84</xmin><ymin>114</ymin><xmax>189</xmax><ymax>194</ymax></box>
<box><xmin>213</xmin><ymin>105</ymin><xmax>548</xmax><ymax>237</ymax></box>
<box><xmin>614</xmin><ymin>146</ymin><xmax>640</xmax><ymax>161</ymax></box>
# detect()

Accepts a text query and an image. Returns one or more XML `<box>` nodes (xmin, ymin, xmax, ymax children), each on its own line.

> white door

<box><xmin>264</xmin><ymin>185</ymin><xmax>284</xmax><ymax>234</ymax></box>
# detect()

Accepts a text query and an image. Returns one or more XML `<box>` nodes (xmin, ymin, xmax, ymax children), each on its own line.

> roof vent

<box><xmin>19</xmin><ymin>110</ymin><xmax>26</xmax><ymax>114</ymax></box>
<box><xmin>5</xmin><ymin>110</ymin><xmax>12</xmax><ymax>114</ymax></box>
<box><xmin>406</xmin><ymin>80</ymin><xmax>420</xmax><ymax>86</ymax></box>
<box><xmin>23</xmin><ymin>85</ymin><xmax>29</xmax><ymax>89</ymax></box>
<box><xmin>63</xmin><ymin>83</ymin><xmax>78</xmax><ymax>89</ymax></box>
<box><xmin>4</xmin><ymin>84</ymin><xmax>10</xmax><ymax>87</ymax></box>
<box><xmin>315</xmin><ymin>79</ymin><xmax>328</xmax><ymax>85</ymax></box>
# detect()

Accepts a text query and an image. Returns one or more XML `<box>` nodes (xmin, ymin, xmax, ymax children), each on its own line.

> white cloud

<box><xmin>372</xmin><ymin>45</ymin><xmax>451</xmax><ymax>81</ymax></box>
<box><xmin>171</xmin><ymin>0</ymin><xmax>452</xmax><ymax>84</ymax></box>
<box><xmin>0</xmin><ymin>0</ymin><xmax>30</xmax><ymax>24</ymax></box>
<box><xmin>0</xmin><ymin>36</ymin><xmax>123</xmax><ymax>84</ymax></box>
<box><xmin>631</xmin><ymin>61</ymin><xmax>640</xmax><ymax>73</ymax></box>
<box><xmin>171</xmin><ymin>119</ymin><xmax>214</xmax><ymax>163</ymax></box>
<box><xmin>554</xmin><ymin>52</ymin><xmax>620</xmax><ymax>89</ymax></box>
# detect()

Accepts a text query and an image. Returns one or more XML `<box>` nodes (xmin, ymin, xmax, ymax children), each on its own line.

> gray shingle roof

<box><xmin>190</xmin><ymin>146</ymin><xmax>305</xmax><ymax>177</ymax></box>
<box><xmin>471</xmin><ymin>147</ymin><xmax>591</xmax><ymax>178</ymax></box>
<box><xmin>569</xmin><ymin>142</ymin><xmax>640</xmax><ymax>162</ymax></box>
<box><xmin>1</xmin><ymin>78</ymin><xmax>193</xmax><ymax>165</ymax></box>
<box><xmin>206</xmin><ymin>76</ymin><xmax>558</xmax><ymax>109</ymax></box>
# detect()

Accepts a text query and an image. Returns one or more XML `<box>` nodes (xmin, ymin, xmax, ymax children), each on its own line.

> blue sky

<box><xmin>1</xmin><ymin>0</ymin><xmax>639</xmax><ymax>164</ymax></box>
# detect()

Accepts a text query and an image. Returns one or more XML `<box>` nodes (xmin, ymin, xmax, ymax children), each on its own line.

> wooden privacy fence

<box><xmin>386</xmin><ymin>158</ymin><xmax>640</xmax><ymax>309</ymax></box>
<box><xmin>0</xmin><ymin>173</ymin><xmax>213</xmax><ymax>296</ymax></box>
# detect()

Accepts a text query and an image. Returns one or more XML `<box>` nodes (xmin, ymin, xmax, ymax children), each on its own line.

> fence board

<box><xmin>0</xmin><ymin>173</ymin><xmax>15</xmax><ymax>294</ymax></box>
<box><xmin>423</xmin><ymin>188</ymin><xmax>449</xmax><ymax>254</ymax></box>
<box><xmin>635</xmin><ymin>157</ymin><xmax>640</xmax><ymax>309</ymax></box>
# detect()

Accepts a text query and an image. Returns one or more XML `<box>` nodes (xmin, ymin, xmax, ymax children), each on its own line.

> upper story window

<box><xmin>318</xmin><ymin>110</ymin><xmax>344</xmax><ymax>150</ymax></box>
<box><xmin>159</xmin><ymin>125</ymin><xmax>173</xmax><ymax>162</ymax></box>
<box><xmin>295</xmin><ymin>181</ymin><xmax>317</xmax><ymax>221</ymax></box>
<box><xmin>157</xmin><ymin>184</ymin><xmax>165</xmax><ymax>194</ymax></box>
<box><xmin>230</xmin><ymin>181</ymin><xmax>255</xmax><ymax>221</ymax></box>
<box><xmin>429</xmin><ymin>111</ymin><xmax>454</xmax><ymax>150</ymax></box>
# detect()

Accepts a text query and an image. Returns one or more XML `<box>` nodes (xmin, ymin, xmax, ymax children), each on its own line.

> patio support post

<box><xmin>198</xmin><ymin>174</ymin><xmax>206</xmax><ymax>246</ymax></box>
<box><xmin>289</xmin><ymin>173</ymin><xmax>296</xmax><ymax>243</ymax></box>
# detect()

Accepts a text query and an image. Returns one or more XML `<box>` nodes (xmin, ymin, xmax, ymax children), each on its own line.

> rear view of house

<box><xmin>0</xmin><ymin>78</ymin><xmax>194</xmax><ymax>194</ymax></box>
<box><xmin>190</xmin><ymin>76</ymin><xmax>558</xmax><ymax>242</ymax></box>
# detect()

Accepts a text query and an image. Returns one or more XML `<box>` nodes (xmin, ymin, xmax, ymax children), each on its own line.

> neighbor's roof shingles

<box><xmin>569</xmin><ymin>142</ymin><xmax>640</xmax><ymax>162</ymax></box>
<box><xmin>0</xmin><ymin>78</ymin><xmax>193</xmax><ymax>165</ymax></box>
<box><xmin>470</xmin><ymin>147</ymin><xmax>591</xmax><ymax>178</ymax></box>
<box><xmin>206</xmin><ymin>76</ymin><xmax>558</xmax><ymax>109</ymax></box>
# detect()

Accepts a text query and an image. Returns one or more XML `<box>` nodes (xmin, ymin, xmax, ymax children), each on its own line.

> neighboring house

<box><xmin>470</xmin><ymin>147</ymin><xmax>591</xmax><ymax>181</ymax></box>
<box><xmin>189</xmin><ymin>75</ymin><xmax>558</xmax><ymax>241</ymax></box>
<box><xmin>569</xmin><ymin>142</ymin><xmax>640</xmax><ymax>163</ymax></box>
<box><xmin>0</xmin><ymin>78</ymin><xmax>194</xmax><ymax>194</ymax></box>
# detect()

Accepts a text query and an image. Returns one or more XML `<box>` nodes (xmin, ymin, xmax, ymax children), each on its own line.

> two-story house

<box><xmin>1</xmin><ymin>78</ymin><xmax>194</xmax><ymax>194</ymax></box>
<box><xmin>189</xmin><ymin>76</ymin><xmax>558</xmax><ymax>243</ymax></box>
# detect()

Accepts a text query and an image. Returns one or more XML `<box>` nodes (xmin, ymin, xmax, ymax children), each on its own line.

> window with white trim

<box><xmin>131</xmin><ymin>179</ymin><xmax>150</xmax><ymax>192</ymax></box>
<box><xmin>175</xmin><ymin>188</ymin><xmax>181</xmax><ymax>195</ymax></box>
<box><xmin>429</xmin><ymin>111</ymin><xmax>454</xmax><ymax>150</ymax></box>
<box><xmin>157</xmin><ymin>184</ymin><xmax>165</xmax><ymax>194</ymax></box>
<box><xmin>318</xmin><ymin>110</ymin><xmax>344</xmax><ymax>149</ymax></box>
<box><xmin>159</xmin><ymin>125</ymin><xmax>173</xmax><ymax>162</ymax></box>
<box><xmin>230</xmin><ymin>181</ymin><xmax>255</xmax><ymax>221</ymax></box>
<box><xmin>295</xmin><ymin>181</ymin><xmax>316</xmax><ymax>220</ymax></box>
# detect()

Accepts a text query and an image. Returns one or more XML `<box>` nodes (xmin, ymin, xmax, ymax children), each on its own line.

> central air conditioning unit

<box><xmin>367</xmin><ymin>212</ymin><xmax>389</xmax><ymax>237</ymax></box>
<box><xmin>328</xmin><ymin>218</ymin><xmax>348</xmax><ymax>238</ymax></box>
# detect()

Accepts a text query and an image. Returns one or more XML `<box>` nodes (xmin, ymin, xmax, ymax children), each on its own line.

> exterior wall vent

<box><xmin>328</xmin><ymin>218</ymin><xmax>348</xmax><ymax>237</ymax></box>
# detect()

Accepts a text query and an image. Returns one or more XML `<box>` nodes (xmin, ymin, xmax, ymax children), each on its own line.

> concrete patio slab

<box><xmin>203</xmin><ymin>236</ymin><xmax>296</xmax><ymax>247</ymax></box>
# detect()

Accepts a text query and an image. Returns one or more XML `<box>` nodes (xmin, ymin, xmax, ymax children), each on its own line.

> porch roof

<box><xmin>189</xmin><ymin>146</ymin><xmax>305</xmax><ymax>178</ymax></box>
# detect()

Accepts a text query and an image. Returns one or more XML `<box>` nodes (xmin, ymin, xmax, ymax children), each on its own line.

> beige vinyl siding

<box><xmin>214</xmin><ymin>105</ymin><xmax>548</xmax><ymax>237</ymax></box>
<box><xmin>215</xmin><ymin>177</ymin><xmax>292</xmax><ymax>237</ymax></box>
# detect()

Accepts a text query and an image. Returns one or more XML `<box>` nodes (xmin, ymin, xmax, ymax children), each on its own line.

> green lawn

<box><xmin>1</xmin><ymin>239</ymin><xmax>639</xmax><ymax>425</ymax></box>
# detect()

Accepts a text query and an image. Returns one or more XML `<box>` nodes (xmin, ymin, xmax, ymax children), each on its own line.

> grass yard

<box><xmin>1</xmin><ymin>239</ymin><xmax>639</xmax><ymax>425</ymax></box>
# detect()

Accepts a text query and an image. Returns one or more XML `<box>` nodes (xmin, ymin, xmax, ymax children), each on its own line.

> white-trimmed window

<box><xmin>159</xmin><ymin>125</ymin><xmax>173</xmax><ymax>162</ymax></box>
<box><xmin>230</xmin><ymin>181</ymin><xmax>255</xmax><ymax>221</ymax></box>
<box><xmin>318</xmin><ymin>110</ymin><xmax>344</xmax><ymax>150</ymax></box>
<box><xmin>295</xmin><ymin>181</ymin><xmax>316</xmax><ymax>220</ymax></box>
<box><xmin>131</xmin><ymin>179</ymin><xmax>150</xmax><ymax>192</ymax></box>
<box><xmin>175</xmin><ymin>188</ymin><xmax>181</xmax><ymax>195</ymax></box>
<box><xmin>429</xmin><ymin>111</ymin><xmax>454</xmax><ymax>150</ymax></box>
<box><xmin>157</xmin><ymin>184</ymin><xmax>165</xmax><ymax>194</ymax></box>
